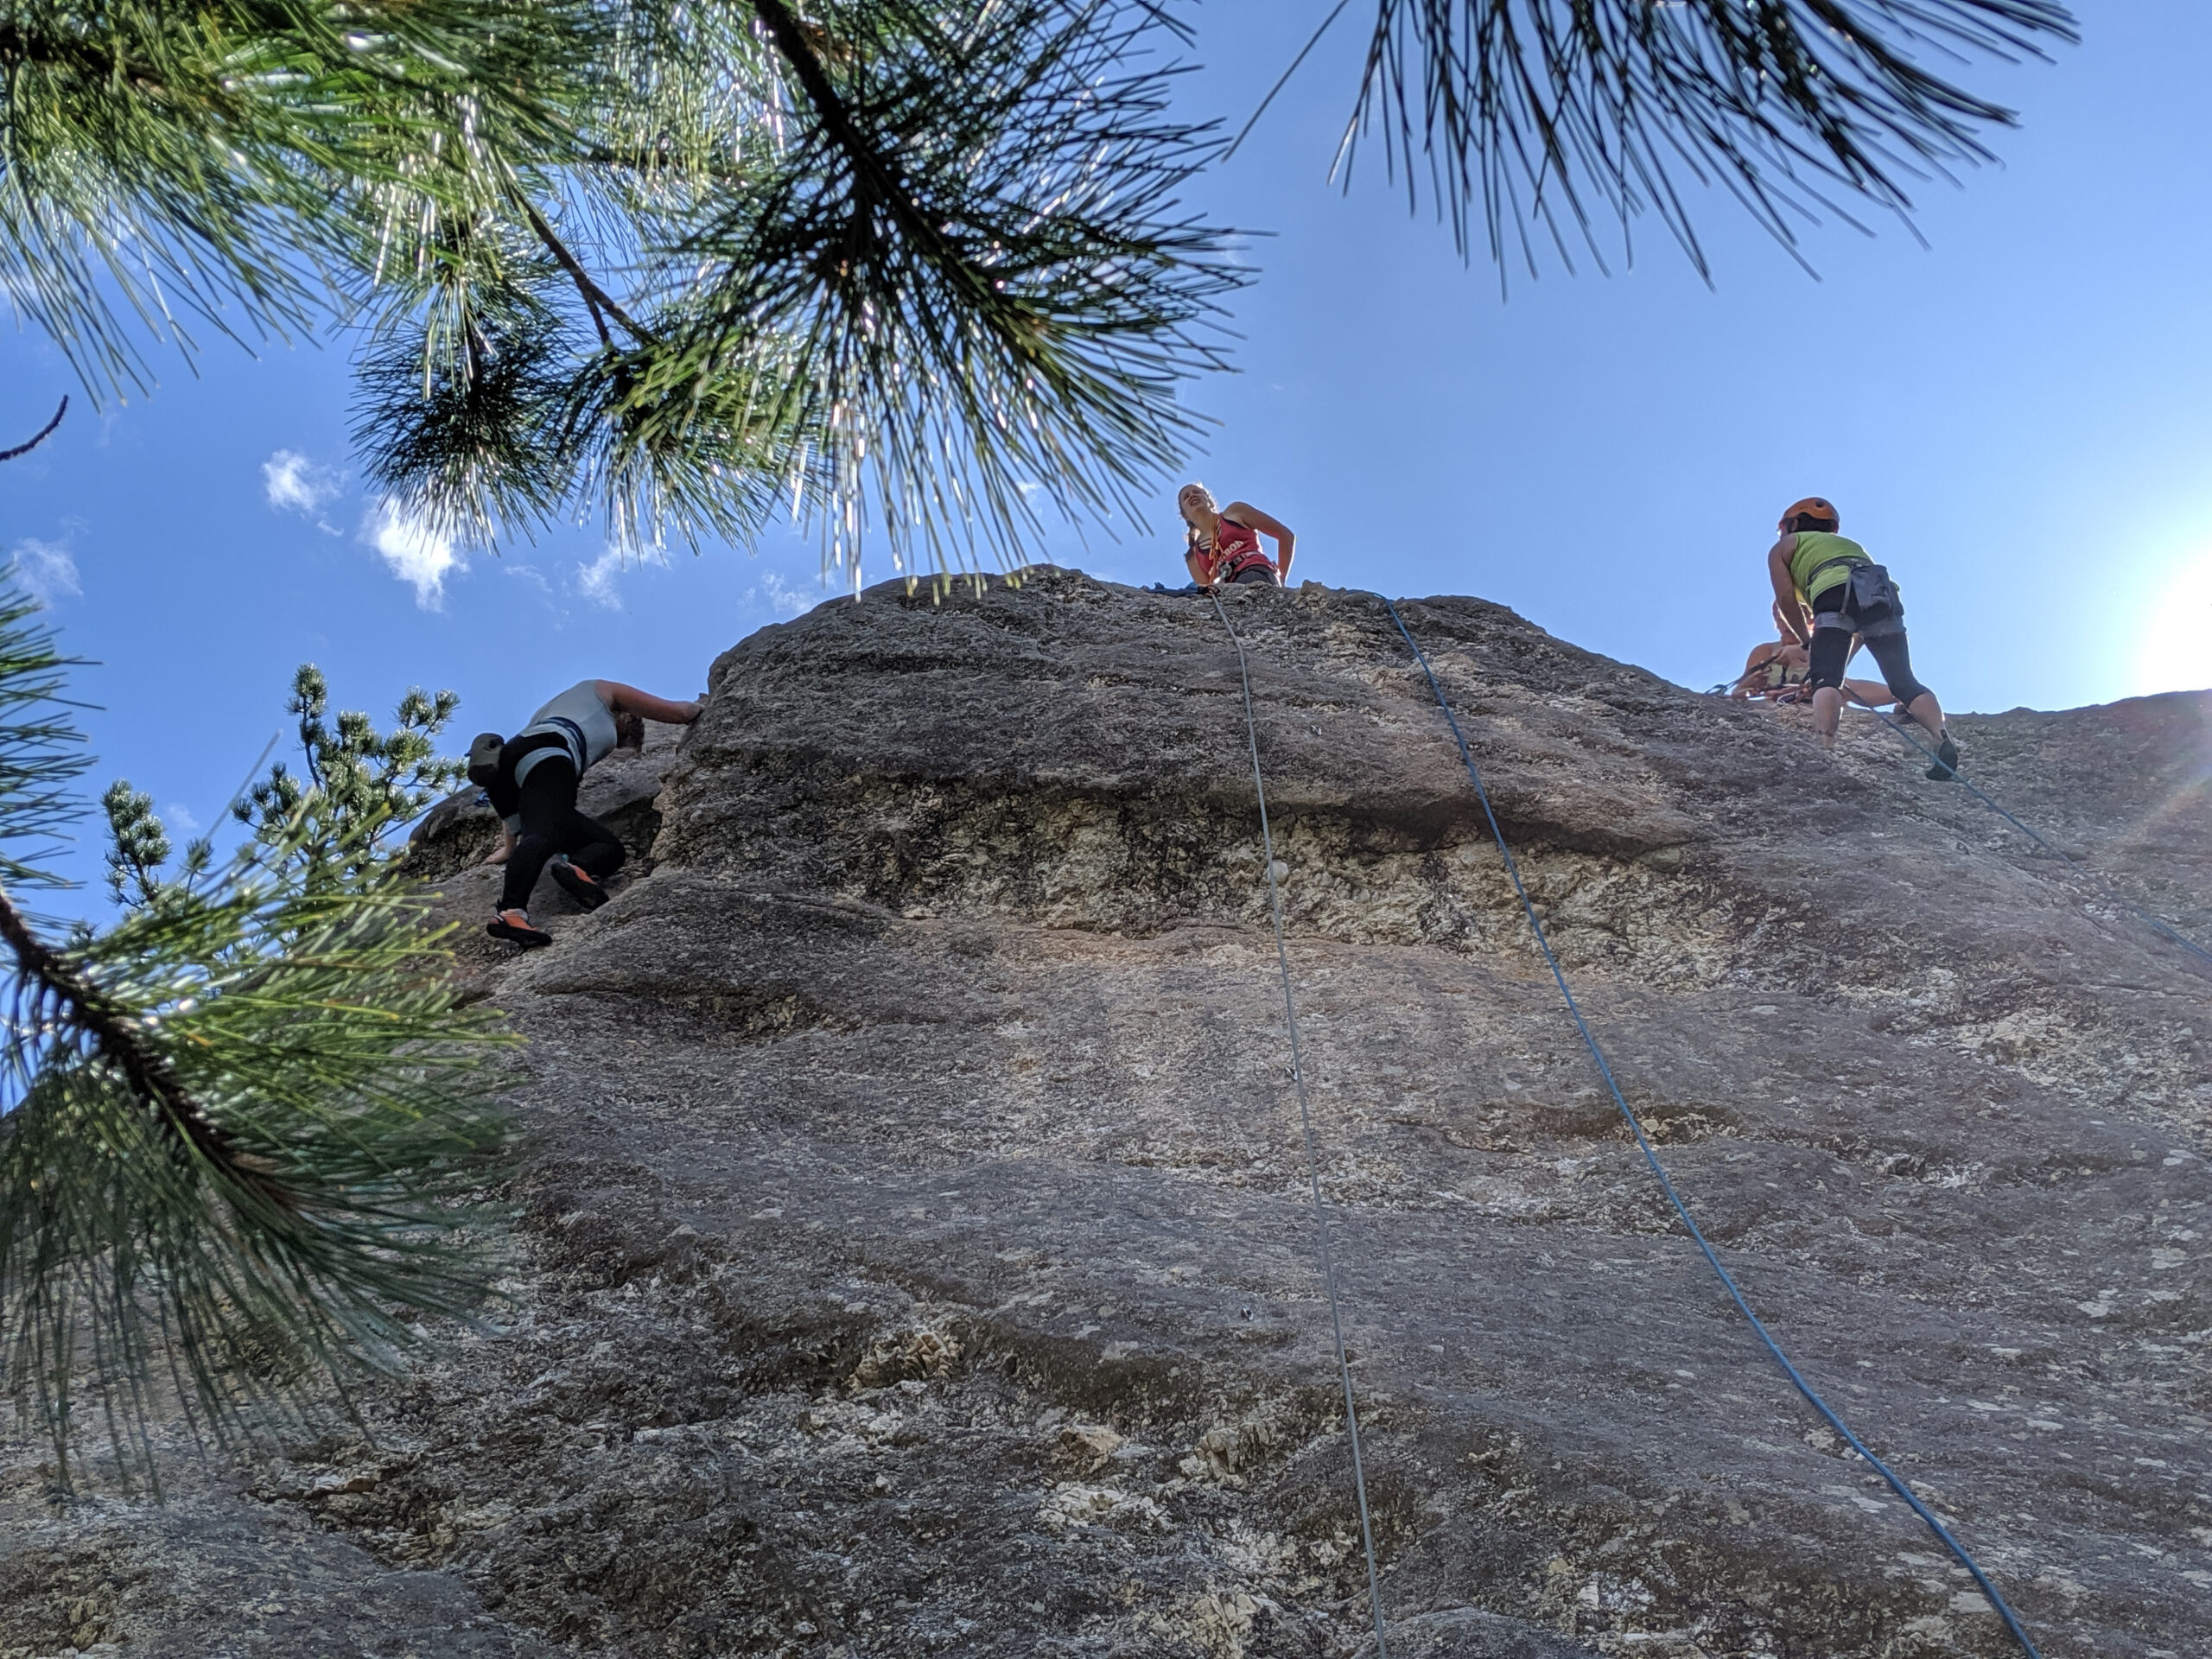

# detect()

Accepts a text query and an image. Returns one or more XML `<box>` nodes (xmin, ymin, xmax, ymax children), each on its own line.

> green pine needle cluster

<box><xmin>1345</xmin><ymin>2</ymin><xmax>2078</xmax><ymax>279</ymax></box>
<box><xmin>0</xmin><ymin>594</ymin><xmax>513</xmax><ymax>1493</ymax></box>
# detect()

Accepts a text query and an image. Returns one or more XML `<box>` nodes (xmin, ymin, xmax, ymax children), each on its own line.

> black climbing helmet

<box><xmin>467</xmin><ymin>732</ymin><xmax>505</xmax><ymax>790</ymax></box>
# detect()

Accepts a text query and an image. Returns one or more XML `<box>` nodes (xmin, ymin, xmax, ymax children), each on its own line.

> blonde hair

<box><xmin>1179</xmin><ymin>481</ymin><xmax>1215</xmax><ymax>556</ymax></box>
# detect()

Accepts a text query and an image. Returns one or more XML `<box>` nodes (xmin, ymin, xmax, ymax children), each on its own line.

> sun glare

<box><xmin>2133</xmin><ymin>550</ymin><xmax>2212</xmax><ymax>698</ymax></box>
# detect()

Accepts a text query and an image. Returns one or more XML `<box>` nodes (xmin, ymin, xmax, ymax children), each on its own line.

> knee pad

<box><xmin>1806</xmin><ymin>616</ymin><xmax>1851</xmax><ymax>691</ymax></box>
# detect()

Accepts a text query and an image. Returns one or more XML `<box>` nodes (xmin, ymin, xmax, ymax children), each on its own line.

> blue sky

<box><xmin>3</xmin><ymin>0</ymin><xmax>2208</xmax><ymax>903</ymax></box>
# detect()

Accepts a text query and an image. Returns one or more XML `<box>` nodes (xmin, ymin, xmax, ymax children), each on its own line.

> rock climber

<box><xmin>1730</xmin><ymin>600</ymin><xmax>1894</xmax><ymax>710</ymax></box>
<box><xmin>469</xmin><ymin>679</ymin><xmax>703</xmax><ymax>947</ymax></box>
<box><xmin>1179</xmin><ymin>482</ymin><xmax>1294</xmax><ymax>589</ymax></box>
<box><xmin>1765</xmin><ymin>498</ymin><xmax>1959</xmax><ymax>779</ymax></box>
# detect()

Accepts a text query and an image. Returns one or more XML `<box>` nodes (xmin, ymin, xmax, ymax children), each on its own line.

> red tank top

<box><xmin>1208</xmin><ymin>516</ymin><xmax>1272</xmax><ymax>581</ymax></box>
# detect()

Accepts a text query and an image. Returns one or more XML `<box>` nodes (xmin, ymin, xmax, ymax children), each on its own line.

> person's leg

<box><xmin>1862</xmin><ymin>631</ymin><xmax>1944</xmax><ymax>734</ymax></box>
<box><xmin>1861</xmin><ymin>628</ymin><xmax>1958</xmax><ymax>778</ymax></box>
<box><xmin>551</xmin><ymin>804</ymin><xmax>625</xmax><ymax>883</ymax></box>
<box><xmin>1808</xmin><ymin>685</ymin><xmax>1843</xmax><ymax>745</ymax></box>
<box><xmin>1804</xmin><ymin>622</ymin><xmax>1853</xmax><ymax>748</ymax></box>
<box><xmin>1840</xmin><ymin>677</ymin><xmax>1895</xmax><ymax>709</ymax></box>
<box><xmin>500</xmin><ymin>759</ymin><xmax>581</xmax><ymax>914</ymax></box>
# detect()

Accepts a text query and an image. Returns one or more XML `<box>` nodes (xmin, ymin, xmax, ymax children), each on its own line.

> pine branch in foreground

<box><xmin>353</xmin><ymin>0</ymin><xmax>1249</xmax><ymax>577</ymax></box>
<box><xmin>1344</xmin><ymin>0</ymin><xmax>2078</xmax><ymax>277</ymax></box>
<box><xmin>666</xmin><ymin>0</ymin><xmax>1247</xmax><ymax>580</ymax></box>
<box><xmin>0</xmin><ymin>595</ymin><xmax>514</xmax><ymax>1492</ymax></box>
<box><xmin>0</xmin><ymin>397</ymin><xmax>67</xmax><ymax>462</ymax></box>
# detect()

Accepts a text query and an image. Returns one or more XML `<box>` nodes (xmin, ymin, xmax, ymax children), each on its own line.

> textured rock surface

<box><xmin>6</xmin><ymin>569</ymin><xmax>2209</xmax><ymax>1659</ymax></box>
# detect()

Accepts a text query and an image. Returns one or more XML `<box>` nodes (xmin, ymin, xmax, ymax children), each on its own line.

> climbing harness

<box><xmin>1848</xmin><ymin>696</ymin><xmax>2212</xmax><ymax>976</ymax></box>
<box><xmin>1804</xmin><ymin>562</ymin><xmax>1906</xmax><ymax>642</ymax></box>
<box><xmin>1210</xmin><ymin>591</ymin><xmax>1391</xmax><ymax>1659</ymax></box>
<box><xmin>1382</xmin><ymin>598</ymin><xmax>2044</xmax><ymax>1659</ymax></box>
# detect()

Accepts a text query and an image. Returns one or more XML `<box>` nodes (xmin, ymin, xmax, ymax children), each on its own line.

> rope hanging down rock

<box><xmin>1210</xmin><ymin>590</ymin><xmax>1390</xmax><ymax>1658</ymax></box>
<box><xmin>1383</xmin><ymin>598</ymin><xmax>2044</xmax><ymax>1659</ymax></box>
<box><xmin>1850</xmin><ymin>696</ymin><xmax>2212</xmax><ymax>976</ymax></box>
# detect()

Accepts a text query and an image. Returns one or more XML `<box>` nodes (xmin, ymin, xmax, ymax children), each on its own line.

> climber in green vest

<box><xmin>1765</xmin><ymin>497</ymin><xmax>1959</xmax><ymax>780</ymax></box>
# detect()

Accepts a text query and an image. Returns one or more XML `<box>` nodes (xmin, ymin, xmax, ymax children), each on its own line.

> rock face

<box><xmin>6</xmin><ymin>569</ymin><xmax>2210</xmax><ymax>1659</ymax></box>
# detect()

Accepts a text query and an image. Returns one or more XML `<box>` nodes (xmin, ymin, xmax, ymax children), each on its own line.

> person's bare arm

<box><xmin>1766</xmin><ymin>537</ymin><xmax>1808</xmax><ymax>645</ymax></box>
<box><xmin>1224</xmin><ymin>502</ymin><xmax>1295</xmax><ymax>580</ymax></box>
<box><xmin>1731</xmin><ymin>642</ymin><xmax>1778</xmax><ymax>699</ymax></box>
<box><xmin>596</xmin><ymin>681</ymin><xmax>703</xmax><ymax>724</ymax></box>
<box><xmin>1185</xmin><ymin>547</ymin><xmax>1214</xmax><ymax>588</ymax></box>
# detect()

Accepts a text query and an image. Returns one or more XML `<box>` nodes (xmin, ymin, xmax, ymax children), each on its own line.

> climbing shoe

<box><xmin>486</xmin><ymin>908</ymin><xmax>553</xmax><ymax>948</ymax></box>
<box><xmin>1925</xmin><ymin>734</ymin><xmax>1961</xmax><ymax>782</ymax></box>
<box><xmin>549</xmin><ymin>859</ymin><xmax>611</xmax><ymax>911</ymax></box>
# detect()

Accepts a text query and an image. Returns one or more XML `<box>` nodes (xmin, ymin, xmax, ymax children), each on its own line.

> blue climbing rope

<box><xmin>1212</xmin><ymin>591</ymin><xmax>1391</xmax><ymax>1658</ymax></box>
<box><xmin>1386</xmin><ymin>599</ymin><xmax>2042</xmax><ymax>1659</ymax></box>
<box><xmin>1851</xmin><ymin>698</ymin><xmax>2212</xmax><ymax>976</ymax></box>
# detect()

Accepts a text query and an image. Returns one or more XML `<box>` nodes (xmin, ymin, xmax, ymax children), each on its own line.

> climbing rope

<box><xmin>1848</xmin><ymin>696</ymin><xmax>2212</xmax><ymax>976</ymax></box>
<box><xmin>1211</xmin><ymin>591</ymin><xmax>1390</xmax><ymax>1658</ymax></box>
<box><xmin>1384</xmin><ymin>599</ymin><xmax>2043</xmax><ymax>1659</ymax></box>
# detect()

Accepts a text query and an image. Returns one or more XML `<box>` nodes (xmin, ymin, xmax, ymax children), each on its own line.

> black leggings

<box><xmin>1806</xmin><ymin>592</ymin><xmax>1932</xmax><ymax>709</ymax></box>
<box><xmin>500</xmin><ymin>759</ymin><xmax>626</xmax><ymax>912</ymax></box>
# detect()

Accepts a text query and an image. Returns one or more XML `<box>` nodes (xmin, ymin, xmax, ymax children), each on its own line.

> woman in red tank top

<box><xmin>1178</xmin><ymin>482</ymin><xmax>1295</xmax><ymax>589</ymax></box>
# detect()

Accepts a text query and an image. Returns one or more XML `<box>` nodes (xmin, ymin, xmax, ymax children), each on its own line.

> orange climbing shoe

<box><xmin>549</xmin><ymin>859</ymin><xmax>611</xmax><ymax>912</ymax></box>
<box><xmin>486</xmin><ymin>908</ymin><xmax>553</xmax><ymax>947</ymax></box>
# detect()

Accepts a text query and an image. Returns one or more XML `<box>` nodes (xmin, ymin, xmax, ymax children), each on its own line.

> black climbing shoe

<box><xmin>549</xmin><ymin>859</ymin><xmax>611</xmax><ymax>911</ymax></box>
<box><xmin>1925</xmin><ymin>734</ymin><xmax>1961</xmax><ymax>782</ymax></box>
<box><xmin>487</xmin><ymin>909</ymin><xmax>553</xmax><ymax>948</ymax></box>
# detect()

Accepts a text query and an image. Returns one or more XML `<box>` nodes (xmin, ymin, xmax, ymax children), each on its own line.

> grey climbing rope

<box><xmin>1385</xmin><ymin>598</ymin><xmax>2042</xmax><ymax>1659</ymax></box>
<box><xmin>1211</xmin><ymin>590</ymin><xmax>1390</xmax><ymax>1658</ymax></box>
<box><xmin>1849</xmin><ymin>696</ymin><xmax>2212</xmax><ymax>976</ymax></box>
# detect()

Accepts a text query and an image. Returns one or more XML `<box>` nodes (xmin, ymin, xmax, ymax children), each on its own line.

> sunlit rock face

<box><xmin>7</xmin><ymin>569</ymin><xmax>2209</xmax><ymax>1658</ymax></box>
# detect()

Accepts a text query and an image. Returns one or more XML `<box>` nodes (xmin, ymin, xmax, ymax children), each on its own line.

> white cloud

<box><xmin>575</xmin><ymin>547</ymin><xmax>626</xmax><ymax>610</ymax></box>
<box><xmin>7</xmin><ymin>537</ymin><xmax>80</xmax><ymax>607</ymax></box>
<box><xmin>759</xmin><ymin>571</ymin><xmax>814</xmax><ymax>617</ymax></box>
<box><xmin>165</xmin><ymin>803</ymin><xmax>200</xmax><ymax>835</ymax></box>
<box><xmin>263</xmin><ymin>449</ymin><xmax>345</xmax><ymax>531</ymax></box>
<box><xmin>362</xmin><ymin>502</ymin><xmax>463</xmax><ymax>609</ymax></box>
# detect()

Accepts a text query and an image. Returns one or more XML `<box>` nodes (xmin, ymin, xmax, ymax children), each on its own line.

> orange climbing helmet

<box><xmin>1779</xmin><ymin>496</ymin><xmax>1840</xmax><ymax>532</ymax></box>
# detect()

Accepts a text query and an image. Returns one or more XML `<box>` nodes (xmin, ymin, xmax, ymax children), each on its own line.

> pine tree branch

<box><xmin>747</xmin><ymin>0</ymin><xmax>972</xmax><ymax>291</ymax></box>
<box><xmin>1343</xmin><ymin>0</ymin><xmax>2079</xmax><ymax>276</ymax></box>
<box><xmin>0</xmin><ymin>880</ymin><xmax>288</xmax><ymax>1208</ymax></box>
<box><xmin>518</xmin><ymin>198</ymin><xmax>648</xmax><ymax>346</ymax></box>
<box><xmin>0</xmin><ymin>398</ymin><xmax>67</xmax><ymax>463</ymax></box>
<box><xmin>0</xmin><ymin>21</ymin><xmax>149</xmax><ymax>83</ymax></box>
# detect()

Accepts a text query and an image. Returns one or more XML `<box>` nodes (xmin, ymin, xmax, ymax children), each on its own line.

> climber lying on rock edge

<box><xmin>1732</xmin><ymin>600</ymin><xmax>1895</xmax><ymax>711</ymax></box>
